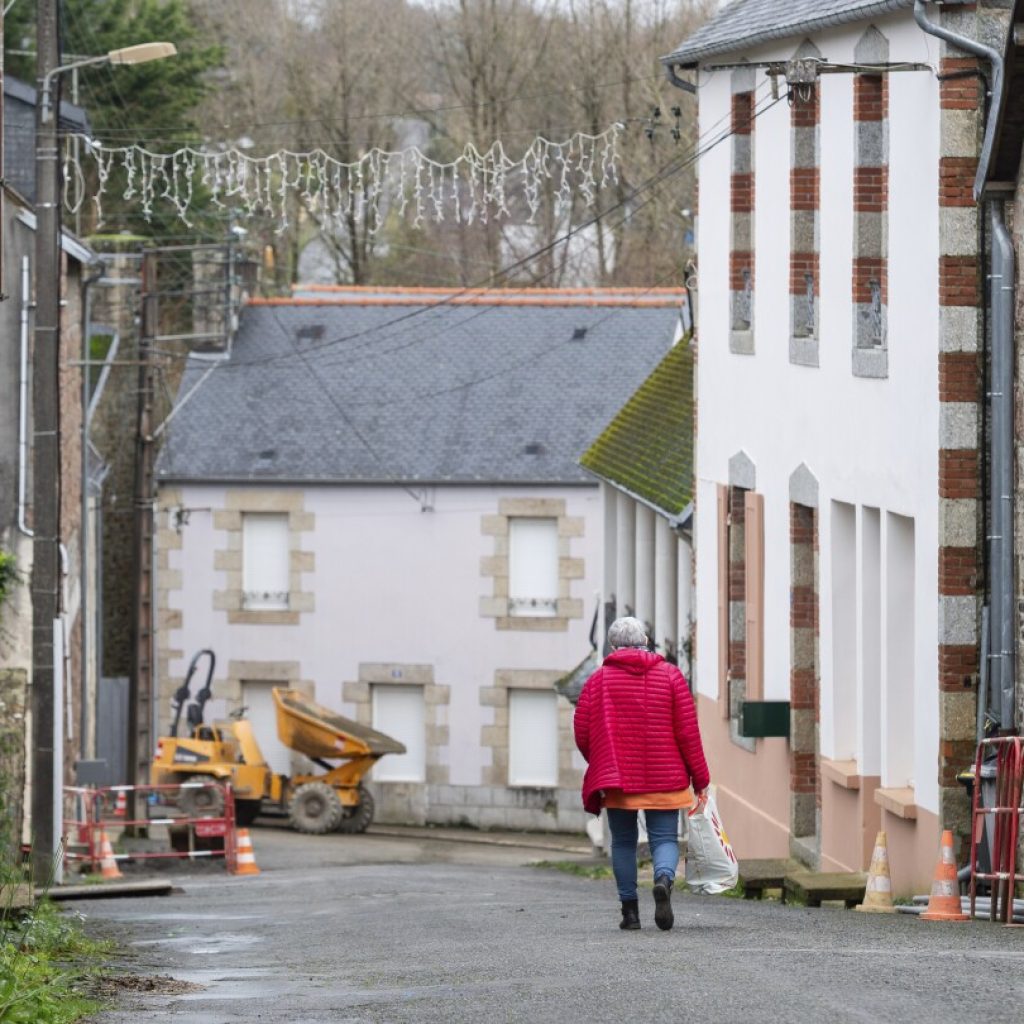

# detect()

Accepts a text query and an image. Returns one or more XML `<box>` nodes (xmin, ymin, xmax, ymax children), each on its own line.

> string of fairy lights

<box><xmin>61</xmin><ymin>125</ymin><xmax>626</xmax><ymax>231</ymax></box>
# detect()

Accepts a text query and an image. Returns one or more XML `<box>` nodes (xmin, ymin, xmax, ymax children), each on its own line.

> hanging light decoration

<box><xmin>63</xmin><ymin>125</ymin><xmax>624</xmax><ymax>232</ymax></box>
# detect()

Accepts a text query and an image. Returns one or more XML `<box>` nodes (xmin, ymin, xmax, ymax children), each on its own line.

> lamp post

<box><xmin>31</xmin><ymin>0</ymin><xmax>176</xmax><ymax>882</ymax></box>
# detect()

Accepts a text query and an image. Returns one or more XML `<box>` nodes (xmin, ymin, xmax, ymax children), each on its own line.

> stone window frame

<box><xmin>789</xmin><ymin>40</ymin><xmax>822</xmax><ymax>368</ymax></box>
<box><xmin>729</xmin><ymin>65</ymin><xmax>756</xmax><ymax>355</ymax></box>
<box><xmin>480</xmin><ymin>669</ymin><xmax>582</xmax><ymax>790</ymax></box>
<box><xmin>851</xmin><ymin>26</ymin><xmax>890</xmax><ymax>379</ymax></box>
<box><xmin>480</xmin><ymin>497</ymin><xmax>584</xmax><ymax>632</ymax></box>
<box><xmin>343</xmin><ymin>663</ymin><xmax>450</xmax><ymax>787</ymax></box>
<box><xmin>212</xmin><ymin>490</ymin><xmax>314</xmax><ymax>625</ymax></box>
<box><xmin>723</xmin><ymin>451</ymin><xmax>758</xmax><ymax>753</ymax></box>
<box><xmin>788</xmin><ymin>464</ymin><xmax>821</xmax><ymax>866</ymax></box>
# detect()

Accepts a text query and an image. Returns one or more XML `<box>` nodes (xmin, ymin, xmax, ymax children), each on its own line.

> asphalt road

<box><xmin>80</xmin><ymin>822</ymin><xmax>1024</xmax><ymax>1024</ymax></box>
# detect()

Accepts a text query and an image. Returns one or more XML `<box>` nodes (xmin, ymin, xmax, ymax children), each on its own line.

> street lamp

<box><xmin>40</xmin><ymin>41</ymin><xmax>177</xmax><ymax>122</ymax></box>
<box><xmin>29</xmin><ymin>12</ymin><xmax>177</xmax><ymax>883</ymax></box>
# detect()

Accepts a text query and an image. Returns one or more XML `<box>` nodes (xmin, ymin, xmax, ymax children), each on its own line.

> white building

<box><xmin>580</xmin><ymin>336</ymin><xmax>695</xmax><ymax>676</ymax></box>
<box><xmin>663</xmin><ymin>0</ymin><xmax>1001</xmax><ymax>892</ymax></box>
<box><xmin>153</xmin><ymin>287</ymin><xmax>682</xmax><ymax>832</ymax></box>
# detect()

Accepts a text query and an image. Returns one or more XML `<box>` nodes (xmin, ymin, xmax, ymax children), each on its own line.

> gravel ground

<box><xmin>78</xmin><ymin>823</ymin><xmax>1024</xmax><ymax>1024</ymax></box>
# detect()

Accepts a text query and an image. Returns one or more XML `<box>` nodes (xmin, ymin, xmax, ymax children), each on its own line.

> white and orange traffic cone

<box><xmin>114</xmin><ymin>790</ymin><xmax>127</xmax><ymax>818</ymax></box>
<box><xmin>98</xmin><ymin>831</ymin><xmax>123</xmax><ymax>880</ymax></box>
<box><xmin>856</xmin><ymin>831</ymin><xmax>896</xmax><ymax>914</ymax></box>
<box><xmin>231</xmin><ymin>828</ymin><xmax>261</xmax><ymax>876</ymax></box>
<box><xmin>920</xmin><ymin>830</ymin><xmax>969</xmax><ymax>922</ymax></box>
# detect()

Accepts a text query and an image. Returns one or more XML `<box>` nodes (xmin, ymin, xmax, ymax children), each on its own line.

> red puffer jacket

<box><xmin>573</xmin><ymin>647</ymin><xmax>710</xmax><ymax>815</ymax></box>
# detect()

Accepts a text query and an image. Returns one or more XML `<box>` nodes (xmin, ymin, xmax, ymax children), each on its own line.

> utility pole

<box><xmin>126</xmin><ymin>250</ymin><xmax>158</xmax><ymax>831</ymax></box>
<box><xmin>1</xmin><ymin>2</ymin><xmax>6</xmax><ymax>300</ymax></box>
<box><xmin>31</xmin><ymin>0</ymin><xmax>62</xmax><ymax>881</ymax></box>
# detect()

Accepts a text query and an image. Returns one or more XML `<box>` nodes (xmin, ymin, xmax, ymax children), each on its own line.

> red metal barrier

<box><xmin>968</xmin><ymin>737</ymin><xmax>1024</xmax><ymax>925</ymax></box>
<box><xmin>62</xmin><ymin>782</ymin><xmax>238</xmax><ymax>874</ymax></box>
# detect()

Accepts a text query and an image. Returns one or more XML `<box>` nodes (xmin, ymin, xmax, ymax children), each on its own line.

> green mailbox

<box><xmin>740</xmin><ymin>701</ymin><xmax>791</xmax><ymax>738</ymax></box>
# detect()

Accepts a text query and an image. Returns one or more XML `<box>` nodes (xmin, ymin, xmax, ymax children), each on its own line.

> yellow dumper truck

<box><xmin>151</xmin><ymin>650</ymin><xmax>405</xmax><ymax>834</ymax></box>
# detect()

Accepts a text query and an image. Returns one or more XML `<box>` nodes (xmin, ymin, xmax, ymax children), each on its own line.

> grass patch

<box><xmin>0</xmin><ymin>900</ymin><xmax>112</xmax><ymax>1023</ymax></box>
<box><xmin>532</xmin><ymin>860</ymin><xmax>614</xmax><ymax>881</ymax></box>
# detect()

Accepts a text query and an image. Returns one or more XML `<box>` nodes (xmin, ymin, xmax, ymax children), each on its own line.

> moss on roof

<box><xmin>579</xmin><ymin>339</ymin><xmax>693</xmax><ymax>517</ymax></box>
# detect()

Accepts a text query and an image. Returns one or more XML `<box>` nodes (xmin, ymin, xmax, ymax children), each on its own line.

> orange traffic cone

<box><xmin>114</xmin><ymin>790</ymin><xmax>127</xmax><ymax>817</ymax></box>
<box><xmin>856</xmin><ymin>831</ymin><xmax>896</xmax><ymax>913</ymax></box>
<box><xmin>98</xmin><ymin>831</ymin><xmax>123</xmax><ymax>880</ymax></box>
<box><xmin>231</xmin><ymin>828</ymin><xmax>261</xmax><ymax>876</ymax></box>
<box><xmin>920</xmin><ymin>830</ymin><xmax>968</xmax><ymax>921</ymax></box>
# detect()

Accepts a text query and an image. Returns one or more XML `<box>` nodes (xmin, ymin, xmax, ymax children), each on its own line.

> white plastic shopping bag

<box><xmin>684</xmin><ymin>792</ymin><xmax>739</xmax><ymax>894</ymax></box>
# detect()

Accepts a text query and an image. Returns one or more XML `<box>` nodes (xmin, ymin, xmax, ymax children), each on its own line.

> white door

<box><xmin>372</xmin><ymin>684</ymin><xmax>425</xmax><ymax>782</ymax></box>
<box><xmin>242</xmin><ymin>681</ymin><xmax>293</xmax><ymax>777</ymax></box>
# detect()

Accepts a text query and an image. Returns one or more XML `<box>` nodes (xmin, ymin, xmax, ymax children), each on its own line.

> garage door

<box><xmin>242</xmin><ymin>681</ymin><xmax>293</xmax><ymax>777</ymax></box>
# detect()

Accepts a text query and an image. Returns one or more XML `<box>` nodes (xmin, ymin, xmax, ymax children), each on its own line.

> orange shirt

<box><xmin>602</xmin><ymin>788</ymin><xmax>694</xmax><ymax>811</ymax></box>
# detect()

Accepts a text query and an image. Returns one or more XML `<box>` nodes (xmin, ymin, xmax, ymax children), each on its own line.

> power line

<box><xmin>70</xmin><ymin>70</ymin><xmax>676</xmax><ymax>141</ymax></box>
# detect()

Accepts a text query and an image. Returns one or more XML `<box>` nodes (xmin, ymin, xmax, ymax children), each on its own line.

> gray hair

<box><xmin>607</xmin><ymin>616</ymin><xmax>648</xmax><ymax>649</ymax></box>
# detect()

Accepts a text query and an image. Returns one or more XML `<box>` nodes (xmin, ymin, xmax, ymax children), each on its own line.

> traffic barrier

<box><xmin>921</xmin><ymin>830</ymin><xmax>969</xmax><ymax>922</ymax></box>
<box><xmin>62</xmin><ymin>782</ymin><xmax>238</xmax><ymax>876</ymax></box>
<box><xmin>855</xmin><ymin>831</ymin><xmax>895</xmax><ymax>914</ymax></box>
<box><xmin>968</xmin><ymin>736</ymin><xmax>1024</xmax><ymax>925</ymax></box>
<box><xmin>230</xmin><ymin>828</ymin><xmax>261</xmax><ymax>876</ymax></box>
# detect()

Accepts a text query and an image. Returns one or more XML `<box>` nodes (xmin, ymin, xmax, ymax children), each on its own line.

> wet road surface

<box><xmin>80</xmin><ymin>823</ymin><xmax>1024</xmax><ymax>1023</ymax></box>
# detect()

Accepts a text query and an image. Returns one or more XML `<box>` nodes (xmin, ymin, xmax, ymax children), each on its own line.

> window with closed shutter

<box><xmin>508</xmin><ymin>689</ymin><xmax>559</xmax><ymax>787</ymax></box>
<box><xmin>242</xmin><ymin>513</ymin><xmax>290</xmax><ymax>610</ymax></box>
<box><xmin>744</xmin><ymin>491</ymin><xmax>765</xmax><ymax>701</ymax></box>
<box><xmin>508</xmin><ymin>517</ymin><xmax>559</xmax><ymax>617</ymax></box>
<box><xmin>717</xmin><ymin>484</ymin><xmax>729</xmax><ymax>715</ymax></box>
<box><xmin>372</xmin><ymin>684</ymin><xmax>426</xmax><ymax>782</ymax></box>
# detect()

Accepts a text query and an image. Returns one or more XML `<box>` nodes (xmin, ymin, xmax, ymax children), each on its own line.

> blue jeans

<box><xmin>606</xmin><ymin>808</ymin><xmax>680</xmax><ymax>901</ymax></box>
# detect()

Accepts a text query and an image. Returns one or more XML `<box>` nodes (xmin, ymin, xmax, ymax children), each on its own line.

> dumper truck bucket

<box><xmin>272</xmin><ymin>687</ymin><xmax>406</xmax><ymax>760</ymax></box>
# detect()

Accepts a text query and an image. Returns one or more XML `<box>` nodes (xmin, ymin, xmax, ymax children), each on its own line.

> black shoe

<box><xmin>653</xmin><ymin>875</ymin><xmax>674</xmax><ymax>931</ymax></box>
<box><xmin>619</xmin><ymin>899</ymin><xmax>640</xmax><ymax>930</ymax></box>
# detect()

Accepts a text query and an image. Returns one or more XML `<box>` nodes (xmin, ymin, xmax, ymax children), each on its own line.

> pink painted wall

<box><xmin>697</xmin><ymin>694</ymin><xmax>790</xmax><ymax>858</ymax></box>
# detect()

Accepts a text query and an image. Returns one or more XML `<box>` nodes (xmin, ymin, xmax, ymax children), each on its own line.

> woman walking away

<box><xmin>574</xmin><ymin>617</ymin><xmax>710</xmax><ymax>932</ymax></box>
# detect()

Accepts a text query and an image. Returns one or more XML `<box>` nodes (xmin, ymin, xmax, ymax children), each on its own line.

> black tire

<box><xmin>288</xmin><ymin>781</ymin><xmax>344</xmax><ymax>834</ymax></box>
<box><xmin>234</xmin><ymin>799</ymin><xmax>263</xmax><ymax>827</ymax></box>
<box><xmin>335</xmin><ymin>784</ymin><xmax>374</xmax><ymax>834</ymax></box>
<box><xmin>177</xmin><ymin>775</ymin><xmax>226</xmax><ymax>819</ymax></box>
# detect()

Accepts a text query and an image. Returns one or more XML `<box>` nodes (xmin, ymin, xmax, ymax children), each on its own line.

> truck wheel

<box><xmin>177</xmin><ymin>776</ymin><xmax>226</xmax><ymax>819</ymax></box>
<box><xmin>234</xmin><ymin>799</ymin><xmax>263</xmax><ymax>827</ymax></box>
<box><xmin>288</xmin><ymin>781</ymin><xmax>344</xmax><ymax>834</ymax></box>
<box><xmin>335</xmin><ymin>784</ymin><xmax>374</xmax><ymax>834</ymax></box>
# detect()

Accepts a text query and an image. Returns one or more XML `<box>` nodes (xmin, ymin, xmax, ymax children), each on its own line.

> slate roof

<box><xmin>156</xmin><ymin>290</ymin><xmax>685</xmax><ymax>486</ymax></box>
<box><xmin>3</xmin><ymin>76</ymin><xmax>89</xmax><ymax>203</ymax></box>
<box><xmin>662</xmin><ymin>0</ymin><xmax>914</xmax><ymax>67</ymax></box>
<box><xmin>579</xmin><ymin>339</ymin><xmax>693</xmax><ymax>519</ymax></box>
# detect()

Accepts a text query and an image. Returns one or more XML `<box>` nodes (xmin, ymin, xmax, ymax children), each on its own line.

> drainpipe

<box><xmin>18</xmin><ymin>256</ymin><xmax>34</xmax><ymax>537</ymax></box>
<box><xmin>913</xmin><ymin>1</ymin><xmax>1004</xmax><ymax>201</ymax></box>
<box><xmin>991</xmin><ymin>209</ymin><xmax>1015</xmax><ymax>729</ymax></box>
<box><xmin>81</xmin><ymin>259</ymin><xmax>105</xmax><ymax>753</ymax></box>
<box><xmin>664</xmin><ymin>63</ymin><xmax>696</xmax><ymax>94</ymax></box>
<box><xmin>913</xmin><ymin>1</ymin><xmax>1015</xmax><ymax>731</ymax></box>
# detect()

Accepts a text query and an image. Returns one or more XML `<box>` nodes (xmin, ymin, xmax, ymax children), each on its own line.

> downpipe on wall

<box><xmin>18</xmin><ymin>257</ymin><xmax>34</xmax><ymax>538</ymax></box>
<box><xmin>990</xmin><ymin>207</ymin><xmax>1015</xmax><ymax>729</ymax></box>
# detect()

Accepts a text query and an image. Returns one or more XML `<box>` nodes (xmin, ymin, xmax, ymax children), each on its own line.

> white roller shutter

<box><xmin>508</xmin><ymin>689</ymin><xmax>558</xmax><ymax>787</ymax></box>
<box><xmin>372</xmin><ymin>684</ymin><xmax>425</xmax><ymax>782</ymax></box>
<box><xmin>242</xmin><ymin>680</ymin><xmax>293</xmax><ymax>777</ymax></box>
<box><xmin>508</xmin><ymin>517</ymin><xmax>559</xmax><ymax>617</ymax></box>
<box><xmin>242</xmin><ymin>513</ymin><xmax>290</xmax><ymax>610</ymax></box>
